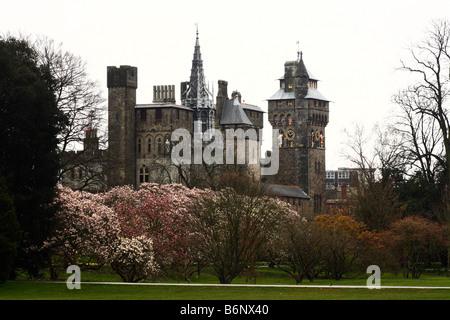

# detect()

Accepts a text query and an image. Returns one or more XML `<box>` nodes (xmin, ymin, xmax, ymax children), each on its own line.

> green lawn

<box><xmin>1</xmin><ymin>267</ymin><xmax>450</xmax><ymax>300</ymax></box>
<box><xmin>1</xmin><ymin>281</ymin><xmax>450</xmax><ymax>300</ymax></box>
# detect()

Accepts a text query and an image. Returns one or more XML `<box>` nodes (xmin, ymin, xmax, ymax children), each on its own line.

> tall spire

<box><xmin>183</xmin><ymin>26</ymin><xmax>213</xmax><ymax>109</ymax></box>
<box><xmin>182</xmin><ymin>27</ymin><xmax>215</xmax><ymax>135</ymax></box>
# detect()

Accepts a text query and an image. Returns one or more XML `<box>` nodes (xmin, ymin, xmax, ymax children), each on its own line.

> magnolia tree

<box><xmin>109</xmin><ymin>236</ymin><xmax>157</xmax><ymax>282</ymax></box>
<box><xmin>42</xmin><ymin>181</ymin><xmax>299</xmax><ymax>283</ymax></box>
<box><xmin>42</xmin><ymin>186</ymin><xmax>120</xmax><ymax>279</ymax></box>
<box><xmin>102</xmin><ymin>183</ymin><xmax>212</xmax><ymax>281</ymax></box>
<box><xmin>43</xmin><ymin>183</ymin><xmax>210</xmax><ymax>282</ymax></box>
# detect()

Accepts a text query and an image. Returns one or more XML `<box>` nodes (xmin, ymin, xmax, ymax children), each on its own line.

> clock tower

<box><xmin>266</xmin><ymin>52</ymin><xmax>329</xmax><ymax>216</ymax></box>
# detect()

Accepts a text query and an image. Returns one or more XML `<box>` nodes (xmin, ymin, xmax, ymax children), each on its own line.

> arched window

<box><xmin>138</xmin><ymin>138</ymin><xmax>142</xmax><ymax>154</ymax></box>
<box><xmin>280</xmin><ymin>115</ymin><xmax>285</xmax><ymax>126</ymax></box>
<box><xmin>147</xmin><ymin>138</ymin><xmax>152</xmax><ymax>153</ymax></box>
<box><xmin>164</xmin><ymin>134</ymin><xmax>170</xmax><ymax>155</ymax></box>
<box><xmin>157</xmin><ymin>137</ymin><xmax>162</xmax><ymax>155</ymax></box>
<box><xmin>139</xmin><ymin>165</ymin><xmax>149</xmax><ymax>183</ymax></box>
<box><xmin>273</xmin><ymin>115</ymin><xmax>279</xmax><ymax>125</ymax></box>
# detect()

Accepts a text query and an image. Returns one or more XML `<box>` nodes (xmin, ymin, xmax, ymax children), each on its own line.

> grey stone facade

<box><xmin>63</xmin><ymin>34</ymin><xmax>331</xmax><ymax>217</ymax></box>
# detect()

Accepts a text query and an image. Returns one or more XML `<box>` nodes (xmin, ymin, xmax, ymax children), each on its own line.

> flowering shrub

<box><xmin>45</xmin><ymin>184</ymin><xmax>211</xmax><ymax>282</ymax></box>
<box><xmin>103</xmin><ymin>183</ymin><xmax>212</xmax><ymax>279</ymax></box>
<box><xmin>44</xmin><ymin>186</ymin><xmax>120</xmax><ymax>268</ymax></box>
<box><xmin>109</xmin><ymin>236</ymin><xmax>157</xmax><ymax>282</ymax></box>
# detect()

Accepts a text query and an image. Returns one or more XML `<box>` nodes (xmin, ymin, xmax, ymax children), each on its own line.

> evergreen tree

<box><xmin>0</xmin><ymin>176</ymin><xmax>21</xmax><ymax>282</ymax></box>
<box><xmin>0</xmin><ymin>37</ymin><xmax>66</xmax><ymax>276</ymax></box>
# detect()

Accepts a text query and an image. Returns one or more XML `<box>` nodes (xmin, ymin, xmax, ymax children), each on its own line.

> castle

<box><xmin>62</xmin><ymin>31</ymin><xmax>330</xmax><ymax>216</ymax></box>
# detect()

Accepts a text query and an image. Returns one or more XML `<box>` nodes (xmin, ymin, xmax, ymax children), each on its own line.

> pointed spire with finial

<box><xmin>182</xmin><ymin>24</ymin><xmax>215</xmax><ymax>134</ymax></box>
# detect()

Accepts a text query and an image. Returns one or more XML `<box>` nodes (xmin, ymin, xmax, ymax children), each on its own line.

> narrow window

<box><xmin>144</xmin><ymin>166</ymin><xmax>149</xmax><ymax>182</ymax></box>
<box><xmin>139</xmin><ymin>166</ymin><xmax>149</xmax><ymax>183</ymax></box>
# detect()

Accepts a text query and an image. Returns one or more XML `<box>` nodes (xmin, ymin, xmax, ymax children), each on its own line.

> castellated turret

<box><xmin>107</xmin><ymin>65</ymin><xmax>138</xmax><ymax>188</ymax></box>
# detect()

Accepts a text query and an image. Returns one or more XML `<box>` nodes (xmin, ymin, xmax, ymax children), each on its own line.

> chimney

<box><xmin>215</xmin><ymin>80</ymin><xmax>228</xmax><ymax>127</ymax></box>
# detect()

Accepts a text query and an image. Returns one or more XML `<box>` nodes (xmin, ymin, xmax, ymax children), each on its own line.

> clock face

<box><xmin>315</xmin><ymin>130</ymin><xmax>320</xmax><ymax>141</ymax></box>
<box><xmin>286</xmin><ymin>129</ymin><xmax>295</xmax><ymax>140</ymax></box>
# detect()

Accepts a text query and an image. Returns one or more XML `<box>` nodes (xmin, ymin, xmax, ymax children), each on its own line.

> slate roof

<box><xmin>241</xmin><ymin>103</ymin><xmax>264</xmax><ymax>113</ymax></box>
<box><xmin>220</xmin><ymin>97</ymin><xmax>253</xmax><ymax>126</ymax></box>
<box><xmin>304</xmin><ymin>88</ymin><xmax>330</xmax><ymax>101</ymax></box>
<box><xmin>265</xmin><ymin>183</ymin><xmax>310</xmax><ymax>199</ymax></box>
<box><xmin>267</xmin><ymin>88</ymin><xmax>295</xmax><ymax>101</ymax></box>
<box><xmin>278</xmin><ymin>68</ymin><xmax>318</xmax><ymax>81</ymax></box>
<box><xmin>267</xmin><ymin>87</ymin><xmax>329</xmax><ymax>102</ymax></box>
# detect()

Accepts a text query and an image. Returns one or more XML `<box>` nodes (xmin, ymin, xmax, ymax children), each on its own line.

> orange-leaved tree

<box><xmin>314</xmin><ymin>209</ymin><xmax>382</xmax><ymax>280</ymax></box>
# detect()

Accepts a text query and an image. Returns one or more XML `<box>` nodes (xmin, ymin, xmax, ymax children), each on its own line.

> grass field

<box><xmin>1</xmin><ymin>266</ymin><xmax>450</xmax><ymax>300</ymax></box>
<box><xmin>1</xmin><ymin>281</ymin><xmax>450</xmax><ymax>300</ymax></box>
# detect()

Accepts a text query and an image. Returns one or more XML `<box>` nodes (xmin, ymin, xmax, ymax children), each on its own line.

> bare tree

<box><xmin>29</xmin><ymin>36</ymin><xmax>107</xmax><ymax>190</ymax></box>
<box><xmin>343</xmin><ymin>124</ymin><xmax>404</xmax><ymax>230</ymax></box>
<box><xmin>142</xmin><ymin>140</ymin><xmax>254</xmax><ymax>189</ymax></box>
<box><xmin>393</xmin><ymin>19</ymin><xmax>450</xmax><ymax>199</ymax></box>
<box><xmin>343</xmin><ymin>124</ymin><xmax>378</xmax><ymax>184</ymax></box>
<box><xmin>393</xmin><ymin>20</ymin><xmax>450</xmax><ymax>274</ymax></box>
<box><xmin>265</xmin><ymin>215</ymin><xmax>328</xmax><ymax>283</ymax></box>
<box><xmin>190</xmin><ymin>173</ymin><xmax>291</xmax><ymax>284</ymax></box>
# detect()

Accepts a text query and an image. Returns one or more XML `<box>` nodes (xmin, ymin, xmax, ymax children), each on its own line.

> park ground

<box><xmin>1</xmin><ymin>266</ymin><xmax>450</xmax><ymax>300</ymax></box>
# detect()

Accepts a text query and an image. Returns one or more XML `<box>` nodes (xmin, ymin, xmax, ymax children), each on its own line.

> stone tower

<box><xmin>267</xmin><ymin>53</ymin><xmax>329</xmax><ymax>216</ymax></box>
<box><xmin>107</xmin><ymin>65</ymin><xmax>138</xmax><ymax>187</ymax></box>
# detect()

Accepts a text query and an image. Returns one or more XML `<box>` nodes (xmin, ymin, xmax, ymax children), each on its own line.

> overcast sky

<box><xmin>2</xmin><ymin>0</ymin><xmax>449</xmax><ymax>170</ymax></box>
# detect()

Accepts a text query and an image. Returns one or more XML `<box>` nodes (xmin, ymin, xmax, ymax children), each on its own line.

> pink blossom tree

<box><xmin>102</xmin><ymin>183</ymin><xmax>212</xmax><ymax>282</ymax></box>
<box><xmin>43</xmin><ymin>186</ymin><xmax>120</xmax><ymax>279</ymax></box>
